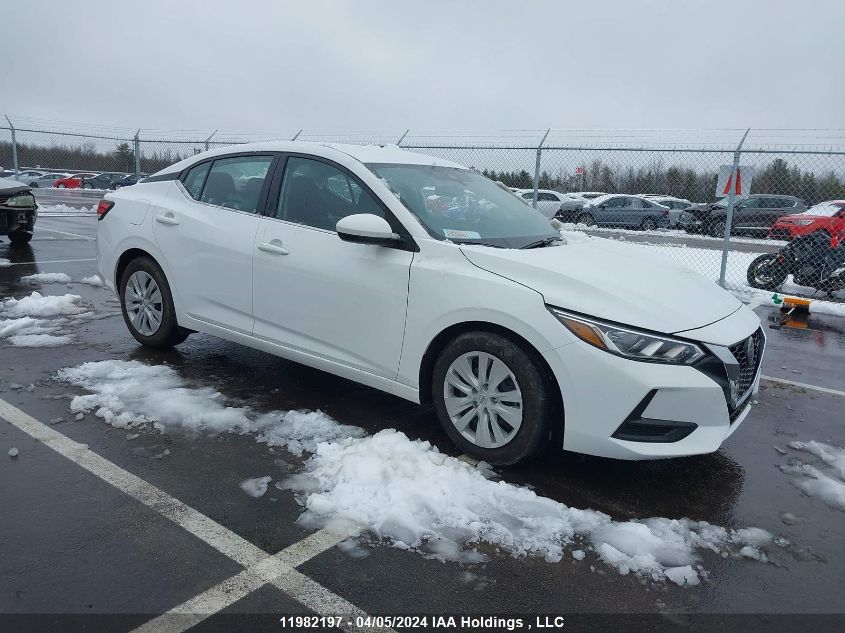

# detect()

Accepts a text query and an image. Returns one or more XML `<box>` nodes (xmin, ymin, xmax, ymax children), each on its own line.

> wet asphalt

<box><xmin>1</xmin><ymin>216</ymin><xmax>844</xmax><ymax>632</ymax></box>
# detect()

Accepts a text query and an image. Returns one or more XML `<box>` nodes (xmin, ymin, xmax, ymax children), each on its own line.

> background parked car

<box><xmin>515</xmin><ymin>189</ymin><xmax>585</xmax><ymax>219</ymax></box>
<box><xmin>53</xmin><ymin>173</ymin><xmax>98</xmax><ymax>188</ymax></box>
<box><xmin>678</xmin><ymin>194</ymin><xmax>806</xmax><ymax>237</ymax></box>
<box><xmin>82</xmin><ymin>172</ymin><xmax>130</xmax><ymax>190</ymax></box>
<box><xmin>575</xmin><ymin>194</ymin><xmax>670</xmax><ymax>230</ymax></box>
<box><xmin>26</xmin><ymin>172</ymin><xmax>70</xmax><ymax>188</ymax></box>
<box><xmin>112</xmin><ymin>173</ymin><xmax>148</xmax><ymax>189</ymax></box>
<box><xmin>572</xmin><ymin>191</ymin><xmax>606</xmax><ymax>199</ymax></box>
<box><xmin>768</xmin><ymin>200</ymin><xmax>845</xmax><ymax>241</ymax></box>
<box><xmin>10</xmin><ymin>170</ymin><xmax>48</xmax><ymax>183</ymax></box>
<box><xmin>0</xmin><ymin>177</ymin><xmax>37</xmax><ymax>244</ymax></box>
<box><xmin>648</xmin><ymin>196</ymin><xmax>693</xmax><ymax>227</ymax></box>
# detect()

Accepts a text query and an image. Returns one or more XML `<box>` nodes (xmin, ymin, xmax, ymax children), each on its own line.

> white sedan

<box><xmin>96</xmin><ymin>142</ymin><xmax>764</xmax><ymax>464</ymax></box>
<box><xmin>25</xmin><ymin>172</ymin><xmax>70</xmax><ymax>188</ymax></box>
<box><xmin>516</xmin><ymin>189</ymin><xmax>586</xmax><ymax>219</ymax></box>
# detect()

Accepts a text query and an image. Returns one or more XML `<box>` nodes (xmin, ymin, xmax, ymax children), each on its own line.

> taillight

<box><xmin>663</xmin><ymin>210</ymin><xmax>669</xmax><ymax>216</ymax></box>
<box><xmin>96</xmin><ymin>200</ymin><xmax>115</xmax><ymax>220</ymax></box>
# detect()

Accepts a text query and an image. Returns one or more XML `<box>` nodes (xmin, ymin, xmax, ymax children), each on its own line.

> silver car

<box><xmin>25</xmin><ymin>172</ymin><xmax>70</xmax><ymax>188</ymax></box>
<box><xmin>649</xmin><ymin>196</ymin><xmax>693</xmax><ymax>227</ymax></box>
<box><xmin>575</xmin><ymin>194</ymin><xmax>671</xmax><ymax>230</ymax></box>
<box><xmin>517</xmin><ymin>189</ymin><xmax>586</xmax><ymax>219</ymax></box>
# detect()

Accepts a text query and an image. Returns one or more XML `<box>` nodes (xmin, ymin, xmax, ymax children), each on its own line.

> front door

<box><xmin>252</xmin><ymin>155</ymin><xmax>413</xmax><ymax>379</ymax></box>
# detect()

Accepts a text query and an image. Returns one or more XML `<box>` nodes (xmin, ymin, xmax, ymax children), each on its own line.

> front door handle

<box><xmin>155</xmin><ymin>212</ymin><xmax>180</xmax><ymax>226</ymax></box>
<box><xmin>257</xmin><ymin>240</ymin><xmax>290</xmax><ymax>256</ymax></box>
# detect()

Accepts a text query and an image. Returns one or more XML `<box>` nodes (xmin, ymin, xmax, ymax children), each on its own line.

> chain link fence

<box><xmin>2</xmin><ymin>121</ymin><xmax>844</xmax><ymax>306</ymax></box>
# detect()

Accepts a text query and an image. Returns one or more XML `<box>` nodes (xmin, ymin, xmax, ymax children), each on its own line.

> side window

<box><xmin>538</xmin><ymin>192</ymin><xmax>558</xmax><ymax>201</ymax></box>
<box><xmin>521</xmin><ymin>192</ymin><xmax>534</xmax><ymax>200</ymax></box>
<box><xmin>182</xmin><ymin>162</ymin><xmax>211</xmax><ymax>200</ymax></box>
<box><xmin>607</xmin><ymin>197</ymin><xmax>630</xmax><ymax>208</ymax></box>
<box><xmin>276</xmin><ymin>156</ymin><xmax>384</xmax><ymax>231</ymax></box>
<box><xmin>199</xmin><ymin>155</ymin><xmax>273</xmax><ymax>213</ymax></box>
<box><xmin>639</xmin><ymin>199</ymin><xmax>653</xmax><ymax>208</ymax></box>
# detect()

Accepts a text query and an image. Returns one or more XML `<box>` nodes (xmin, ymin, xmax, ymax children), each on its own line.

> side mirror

<box><xmin>336</xmin><ymin>214</ymin><xmax>400</xmax><ymax>246</ymax></box>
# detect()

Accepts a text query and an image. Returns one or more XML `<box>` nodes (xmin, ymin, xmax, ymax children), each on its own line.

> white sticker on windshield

<box><xmin>443</xmin><ymin>229</ymin><xmax>481</xmax><ymax>239</ymax></box>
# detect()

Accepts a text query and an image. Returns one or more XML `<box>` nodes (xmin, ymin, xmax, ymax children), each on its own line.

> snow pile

<box><xmin>283</xmin><ymin>429</ymin><xmax>775</xmax><ymax>585</ymax></box>
<box><xmin>0</xmin><ymin>259</ymin><xmax>11</xmax><ymax>268</ymax></box>
<box><xmin>2</xmin><ymin>292</ymin><xmax>87</xmax><ymax>318</ymax></box>
<box><xmin>79</xmin><ymin>275</ymin><xmax>106</xmax><ymax>287</ymax></box>
<box><xmin>0</xmin><ymin>316</ymin><xmax>71</xmax><ymax>348</ymax></box>
<box><xmin>21</xmin><ymin>272</ymin><xmax>73</xmax><ymax>284</ymax></box>
<box><xmin>240</xmin><ymin>476</ymin><xmax>272</xmax><ymax>497</ymax></box>
<box><xmin>558</xmin><ymin>229</ymin><xmax>592</xmax><ymax>244</ymax></box>
<box><xmin>36</xmin><ymin>203</ymin><xmax>96</xmax><ymax>216</ymax></box>
<box><xmin>781</xmin><ymin>440</ymin><xmax>845</xmax><ymax>511</ymax></box>
<box><xmin>56</xmin><ymin>360</ymin><xmax>366</xmax><ymax>454</ymax></box>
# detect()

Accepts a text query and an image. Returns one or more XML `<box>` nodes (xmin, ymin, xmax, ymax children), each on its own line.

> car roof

<box><xmin>154</xmin><ymin>141</ymin><xmax>466</xmax><ymax>177</ymax></box>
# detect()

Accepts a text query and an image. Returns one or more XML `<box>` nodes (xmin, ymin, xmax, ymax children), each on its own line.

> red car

<box><xmin>52</xmin><ymin>173</ymin><xmax>97</xmax><ymax>189</ymax></box>
<box><xmin>768</xmin><ymin>200</ymin><xmax>845</xmax><ymax>241</ymax></box>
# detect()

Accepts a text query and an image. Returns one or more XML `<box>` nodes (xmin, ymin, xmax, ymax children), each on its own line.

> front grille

<box><xmin>728</xmin><ymin>328</ymin><xmax>764</xmax><ymax>402</ymax></box>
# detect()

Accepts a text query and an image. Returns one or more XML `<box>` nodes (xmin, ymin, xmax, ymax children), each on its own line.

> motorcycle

<box><xmin>746</xmin><ymin>231</ymin><xmax>845</xmax><ymax>293</ymax></box>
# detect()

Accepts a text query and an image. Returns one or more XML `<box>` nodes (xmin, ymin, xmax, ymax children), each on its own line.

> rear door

<box><xmin>152</xmin><ymin>153</ymin><xmax>276</xmax><ymax>334</ymax></box>
<box><xmin>252</xmin><ymin>154</ymin><xmax>414</xmax><ymax>378</ymax></box>
<box><xmin>599</xmin><ymin>196</ymin><xmax>633</xmax><ymax>226</ymax></box>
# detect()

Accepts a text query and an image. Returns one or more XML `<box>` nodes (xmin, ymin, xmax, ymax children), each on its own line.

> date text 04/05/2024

<box><xmin>278</xmin><ymin>615</ymin><xmax>567</xmax><ymax>630</ymax></box>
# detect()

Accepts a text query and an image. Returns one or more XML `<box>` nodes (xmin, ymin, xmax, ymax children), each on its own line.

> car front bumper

<box><xmin>543</xmin><ymin>310</ymin><xmax>764</xmax><ymax>459</ymax></box>
<box><xmin>0</xmin><ymin>206</ymin><xmax>37</xmax><ymax>235</ymax></box>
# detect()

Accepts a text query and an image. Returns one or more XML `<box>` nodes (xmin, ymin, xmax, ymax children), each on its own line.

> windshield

<box><xmin>366</xmin><ymin>163</ymin><xmax>558</xmax><ymax>248</ymax></box>
<box><xmin>802</xmin><ymin>201</ymin><xmax>845</xmax><ymax>217</ymax></box>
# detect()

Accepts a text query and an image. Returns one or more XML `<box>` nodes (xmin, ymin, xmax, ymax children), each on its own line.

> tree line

<box><xmin>480</xmin><ymin>158</ymin><xmax>845</xmax><ymax>205</ymax></box>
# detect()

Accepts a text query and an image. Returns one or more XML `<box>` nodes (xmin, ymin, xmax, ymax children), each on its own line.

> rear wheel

<box><xmin>640</xmin><ymin>217</ymin><xmax>658</xmax><ymax>231</ymax></box>
<box><xmin>29</xmin><ymin>182</ymin><xmax>39</xmax><ymax>188</ymax></box>
<box><xmin>57</xmin><ymin>184</ymin><xmax>66</xmax><ymax>188</ymax></box>
<box><xmin>432</xmin><ymin>331</ymin><xmax>554</xmax><ymax>465</ymax></box>
<box><xmin>746</xmin><ymin>254</ymin><xmax>788</xmax><ymax>290</ymax></box>
<box><xmin>119</xmin><ymin>257</ymin><xmax>189</xmax><ymax>348</ymax></box>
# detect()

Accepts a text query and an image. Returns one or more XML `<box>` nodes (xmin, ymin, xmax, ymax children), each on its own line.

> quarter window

<box><xmin>197</xmin><ymin>155</ymin><xmax>273</xmax><ymax>213</ymax></box>
<box><xmin>182</xmin><ymin>162</ymin><xmax>210</xmax><ymax>200</ymax></box>
<box><xmin>276</xmin><ymin>157</ymin><xmax>384</xmax><ymax>231</ymax></box>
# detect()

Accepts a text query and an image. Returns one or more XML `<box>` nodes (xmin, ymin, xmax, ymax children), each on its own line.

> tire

<box><xmin>7</xmin><ymin>230</ymin><xmax>33</xmax><ymax>245</ymax></box>
<box><xmin>707</xmin><ymin>218</ymin><xmax>727</xmax><ymax>238</ymax></box>
<box><xmin>746</xmin><ymin>254</ymin><xmax>788</xmax><ymax>290</ymax></box>
<box><xmin>432</xmin><ymin>331</ymin><xmax>554</xmax><ymax>465</ymax></box>
<box><xmin>29</xmin><ymin>182</ymin><xmax>39</xmax><ymax>188</ymax></box>
<box><xmin>639</xmin><ymin>217</ymin><xmax>658</xmax><ymax>231</ymax></box>
<box><xmin>575</xmin><ymin>212</ymin><xmax>596</xmax><ymax>227</ymax></box>
<box><xmin>57</xmin><ymin>184</ymin><xmax>66</xmax><ymax>188</ymax></box>
<box><xmin>82</xmin><ymin>183</ymin><xmax>93</xmax><ymax>189</ymax></box>
<box><xmin>119</xmin><ymin>256</ymin><xmax>190</xmax><ymax>348</ymax></box>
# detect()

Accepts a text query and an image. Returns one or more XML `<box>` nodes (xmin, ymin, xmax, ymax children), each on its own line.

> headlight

<box><xmin>5</xmin><ymin>193</ymin><xmax>36</xmax><ymax>208</ymax></box>
<box><xmin>548</xmin><ymin>307</ymin><xmax>706</xmax><ymax>365</ymax></box>
<box><xmin>794</xmin><ymin>220</ymin><xmax>814</xmax><ymax>226</ymax></box>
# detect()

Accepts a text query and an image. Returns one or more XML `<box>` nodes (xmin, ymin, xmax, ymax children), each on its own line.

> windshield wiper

<box><xmin>521</xmin><ymin>237</ymin><xmax>562</xmax><ymax>249</ymax></box>
<box><xmin>452</xmin><ymin>239</ymin><xmax>506</xmax><ymax>248</ymax></box>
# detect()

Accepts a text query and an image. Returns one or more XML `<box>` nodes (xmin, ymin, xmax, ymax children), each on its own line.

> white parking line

<box><xmin>0</xmin><ymin>398</ymin><xmax>386</xmax><ymax>632</ymax></box>
<box><xmin>34</xmin><ymin>226</ymin><xmax>95</xmax><ymax>240</ymax></box>
<box><xmin>761</xmin><ymin>375</ymin><xmax>845</xmax><ymax>398</ymax></box>
<box><xmin>0</xmin><ymin>258</ymin><xmax>97</xmax><ymax>266</ymax></box>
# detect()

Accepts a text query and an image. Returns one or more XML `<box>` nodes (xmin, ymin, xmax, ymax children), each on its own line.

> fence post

<box><xmin>291</xmin><ymin>129</ymin><xmax>302</xmax><ymax>141</ymax></box>
<box><xmin>532</xmin><ymin>129</ymin><xmax>551</xmax><ymax>208</ymax></box>
<box><xmin>718</xmin><ymin>128</ymin><xmax>750</xmax><ymax>288</ymax></box>
<box><xmin>4</xmin><ymin>115</ymin><xmax>18</xmax><ymax>175</ymax></box>
<box><xmin>204</xmin><ymin>130</ymin><xmax>217</xmax><ymax>151</ymax></box>
<box><xmin>396</xmin><ymin>129</ymin><xmax>410</xmax><ymax>146</ymax></box>
<box><xmin>133</xmin><ymin>129</ymin><xmax>141</xmax><ymax>179</ymax></box>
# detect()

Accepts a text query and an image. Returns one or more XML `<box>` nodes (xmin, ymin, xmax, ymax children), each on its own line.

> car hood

<box><xmin>460</xmin><ymin>237</ymin><xmax>742</xmax><ymax>334</ymax></box>
<box><xmin>776</xmin><ymin>214</ymin><xmax>827</xmax><ymax>223</ymax></box>
<box><xmin>0</xmin><ymin>177</ymin><xmax>29</xmax><ymax>194</ymax></box>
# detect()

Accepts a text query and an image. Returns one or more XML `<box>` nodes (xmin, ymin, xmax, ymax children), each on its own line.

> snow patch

<box><xmin>240</xmin><ymin>476</ymin><xmax>272</xmax><ymax>498</ymax></box>
<box><xmin>56</xmin><ymin>360</ymin><xmax>366</xmax><ymax>454</ymax></box>
<box><xmin>2</xmin><ymin>292</ymin><xmax>87</xmax><ymax>318</ymax></box>
<box><xmin>0</xmin><ymin>258</ymin><xmax>12</xmax><ymax>267</ymax></box>
<box><xmin>283</xmin><ymin>429</ymin><xmax>775</xmax><ymax>584</ymax></box>
<box><xmin>781</xmin><ymin>441</ymin><xmax>845</xmax><ymax>511</ymax></box>
<box><xmin>7</xmin><ymin>333</ymin><xmax>73</xmax><ymax>347</ymax></box>
<box><xmin>21</xmin><ymin>272</ymin><xmax>72</xmax><ymax>284</ymax></box>
<box><xmin>36</xmin><ymin>203</ymin><xmax>96</xmax><ymax>216</ymax></box>
<box><xmin>79</xmin><ymin>275</ymin><xmax>106</xmax><ymax>287</ymax></box>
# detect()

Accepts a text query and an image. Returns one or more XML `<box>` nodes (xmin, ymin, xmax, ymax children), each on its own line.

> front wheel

<box><xmin>747</xmin><ymin>254</ymin><xmax>788</xmax><ymax>290</ymax></box>
<box><xmin>7</xmin><ymin>230</ymin><xmax>33</xmax><ymax>245</ymax></box>
<box><xmin>575</xmin><ymin>212</ymin><xmax>596</xmax><ymax>227</ymax></box>
<box><xmin>707</xmin><ymin>219</ymin><xmax>727</xmax><ymax>238</ymax></box>
<box><xmin>119</xmin><ymin>257</ymin><xmax>190</xmax><ymax>348</ymax></box>
<box><xmin>57</xmin><ymin>184</ymin><xmax>66</xmax><ymax>188</ymax></box>
<box><xmin>432</xmin><ymin>331</ymin><xmax>554</xmax><ymax>465</ymax></box>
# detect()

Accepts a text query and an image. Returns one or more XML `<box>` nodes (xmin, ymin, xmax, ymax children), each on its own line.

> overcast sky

<box><xmin>2</xmin><ymin>0</ymin><xmax>843</xmax><ymax>135</ymax></box>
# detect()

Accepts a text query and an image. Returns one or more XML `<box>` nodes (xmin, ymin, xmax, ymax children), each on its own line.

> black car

<box><xmin>0</xmin><ymin>177</ymin><xmax>37</xmax><ymax>245</ymax></box>
<box><xmin>82</xmin><ymin>172</ymin><xmax>130</xmax><ymax>190</ymax></box>
<box><xmin>678</xmin><ymin>194</ymin><xmax>806</xmax><ymax>237</ymax></box>
<box><xmin>112</xmin><ymin>173</ymin><xmax>147</xmax><ymax>189</ymax></box>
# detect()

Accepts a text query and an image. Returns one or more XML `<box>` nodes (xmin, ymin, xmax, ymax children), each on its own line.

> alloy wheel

<box><xmin>443</xmin><ymin>351</ymin><xmax>523</xmax><ymax>449</ymax></box>
<box><xmin>124</xmin><ymin>271</ymin><xmax>163</xmax><ymax>336</ymax></box>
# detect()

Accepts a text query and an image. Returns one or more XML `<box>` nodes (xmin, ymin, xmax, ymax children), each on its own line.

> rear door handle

<box><xmin>257</xmin><ymin>240</ymin><xmax>290</xmax><ymax>256</ymax></box>
<box><xmin>155</xmin><ymin>212</ymin><xmax>180</xmax><ymax>226</ymax></box>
